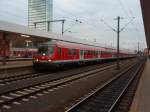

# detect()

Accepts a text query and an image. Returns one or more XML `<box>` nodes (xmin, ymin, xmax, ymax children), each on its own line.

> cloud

<box><xmin>0</xmin><ymin>0</ymin><xmax>147</xmax><ymax>50</ymax></box>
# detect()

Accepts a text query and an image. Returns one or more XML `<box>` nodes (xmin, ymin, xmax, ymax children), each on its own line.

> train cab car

<box><xmin>33</xmin><ymin>42</ymin><xmax>56</xmax><ymax>67</ymax></box>
<box><xmin>33</xmin><ymin>40</ymin><xmax>102</xmax><ymax>69</ymax></box>
<box><xmin>33</xmin><ymin>40</ymin><xmax>112</xmax><ymax>69</ymax></box>
<box><xmin>33</xmin><ymin>40</ymin><xmax>135</xmax><ymax>69</ymax></box>
<box><xmin>33</xmin><ymin>41</ymin><xmax>80</xmax><ymax>68</ymax></box>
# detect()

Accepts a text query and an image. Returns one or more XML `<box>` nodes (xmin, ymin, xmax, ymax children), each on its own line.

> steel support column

<box><xmin>1</xmin><ymin>33</ymin><xmax>9</xmax><ymax>65</ymax></box>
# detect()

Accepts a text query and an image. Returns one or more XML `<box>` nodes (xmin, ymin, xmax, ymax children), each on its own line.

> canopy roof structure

<box><xmin>0</xmin><ymin>20</ymin><xmax>133</xmax><ymax>53</ymax></box>
<box><xmin>0</xmin><ymin>20</ymin><xmax>103</xmax><ymax>47</ymax></box>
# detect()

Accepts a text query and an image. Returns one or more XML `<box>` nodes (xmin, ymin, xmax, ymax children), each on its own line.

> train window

<box><xmin>92</xmin><ymin>51</ymin><xmax>94</xmax><ymax>55</ymax></box>
<box><xmin>96</xmin><ymin>51</ymin><xmax>98</xmax><ymax>55</ymax></box>
<box><xmin>80</xmin><ymin>50</ymin><xmax>84</xmax><ymax>55</ymax></box>
<box><xmin>90</xmin><ymin>51</ymin><xmax>92</xmax><ymax>55</ymax></box>
<box><xmin>98</xmin><ymin>51</ymin><xmax>101</xmax><ymax>56</ymax></box>
<box><xmin>38</xmin><ymin>46</ymin><xmax>48</xmax><ymax>55</ymax></box>
<box><xmin>87</xmin><ymin>51</ymin><xmax>89</xmax><ymax>55</ymax></box>
<box><xmin>89</xmin><ymin>51</ymin><xmax>93</xmax><ymax>55</ymax></box>
<box><xmin>84</xmin><ymin>50</ymin><xmax>86</xmax><ymax>55</ymax></box>
<box><xmin>84</xmin><ymin>50</ymin><xmax>87</xmax><ymax>55</ymax></box>
<box><xmin>49</xmin><ymin>46</ymin><xmax>54</xmax><ymax>54</ymax></box>
<box><xmin>73</xmin><ymin>49</ymin><xmax>77</xmax><ymax>55</ymax></box>
<box><xmin>68</xmin><ymin>49</ymin><xmax>77</xmax><ymax>56</ymax></box>
<box><xmin>38</xmin><ymin>46</ymin><xmax>54</xmax><ymax>55</ymax></box>
<box><xmin>58</xmin><ymin>47</ymin><xmax>61</xmax><ymax>55</ymax></box>
<box><xmin>73</xmin><ymin>49</ymin><xmax>76</xmax><ymax>55</ymax></box>
<box><xmin>68</xmin><ymin>49</ymin><xmax>72</xmax><ymax>55</ymax></box>
<box><xmin>93</xmin><ymin>51</ymin><xmax>94</xmax><ymax>55</ymax></box>
<box><xmin>88</xmin><ymin>51</ymin><xmax>90</xmax><ymax>55</ymax></box>
<box><xmin>101</xmin><ymin>51</ymin><xmax>104</xmax><ymax>54</ymax></box>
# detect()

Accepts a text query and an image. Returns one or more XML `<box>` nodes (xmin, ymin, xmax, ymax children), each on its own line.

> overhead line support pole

<box><xmin>101</xmin><ymin>16</ymin><xmax>134</xmax><ymax>70</ymax></box>
<box><xmin>62</xmin><ymin>20</ymin><xmax>65</xmax><ymax>35</ymax></box>
<box><xmin>117</xmin><ymin>16</ymin><xmax>120</xmax><ymax>70</ymax></box>
<box><xmin>138</xmin><ymin>42</ymin><xmax>139</xmax><ymax>53</ymax></box>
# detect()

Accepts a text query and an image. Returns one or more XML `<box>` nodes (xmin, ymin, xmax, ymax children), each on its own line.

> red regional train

<box><xmin>33</xmin><ymin>40</ymin><xmax>135</xmax><ymax>69</ymax></box>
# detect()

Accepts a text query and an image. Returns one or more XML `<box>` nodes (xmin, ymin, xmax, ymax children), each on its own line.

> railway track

<box><xmin>0</xmin><ymin>66</ymin><xmax>34</xmax><ymax>79</ymax></box>
<box><xmin>0</xmin><ymin>60</ymin><xmax>129</xmax><ymax>86</ymax></box>
<box><xmin>0</xmin><ymin>59</ymin><xmax>136</xmax><ymax>110</ymax></box>
<box><xmin>0</xmin><ymin>72</ymin><xmax>44</xmax><ymax>86</ymax></box>
<box><xmin>65</xmin><ymin>58</ymin><xmax>145</xmax><ymax>112</ymax></box>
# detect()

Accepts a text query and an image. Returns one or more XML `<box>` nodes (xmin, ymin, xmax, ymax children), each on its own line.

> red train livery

<box><xmin>33</xmin><ymin>40</ymin><xmax>134</xmax><ymax>68</ymax></box>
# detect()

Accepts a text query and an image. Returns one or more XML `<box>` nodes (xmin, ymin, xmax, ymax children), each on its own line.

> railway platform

<box><xmin>0</xmin><ymin>60</ymin><xmax>33</xmax><ymax>70</ymax></box>
<box><xmin>129</xmin><ymin>58</ymin><xmax>150</xmax><ymax>112</ymax></box>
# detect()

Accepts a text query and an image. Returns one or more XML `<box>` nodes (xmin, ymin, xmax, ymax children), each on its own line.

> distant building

<box><xmin>28</xmin><ymin>0</ymin><xmax>53</xmax><ymax>32</ymax></box>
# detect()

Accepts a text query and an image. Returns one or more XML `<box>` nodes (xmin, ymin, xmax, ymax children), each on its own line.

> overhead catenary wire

<box><xmin>120</xmin><ymin>17</ymin><xmax>135</xmax><ymax>32</ymax></box>
<box><xmin>63</xmin><ymin>19</ymin><xmax>81</xmax><ymax>33</ymax></box>
<box><xmin>100</xmin><ymin>19</ymin><xmax>117</xmax><ymax>32</ymax></box>
<box><xmin>116</xmin><ymin>0</ymin><xmax>142</xmax><ymax>40</ymax></box>
<box><xmin>0</xmin><ymin>0</ymin><xmax>145</xmax><ymax>49</ymax></box>
<box><xmin>127</xmin><ymin>2</ymin><xmax>146</xmax><ymax>49</ymax></box>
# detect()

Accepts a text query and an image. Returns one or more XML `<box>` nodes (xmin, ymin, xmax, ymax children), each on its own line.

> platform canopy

<box><xmin>140</xmin><ymin>0</ymin><xmax>150</xmax><ymax>50</ymax></box>
<box><xmin>0</xmin><ymin>20</ymin><xmax>112</xmax><ymax>49</ymax></box>
<box><xmin>0</xmin><ymin>21</ymin><xmax>97</xmax><ymax>46</ymax></box>
<box><xmin>0</xmin><ymin>20</ymin><xmax>134</xmax><ymax>54</ymax></box>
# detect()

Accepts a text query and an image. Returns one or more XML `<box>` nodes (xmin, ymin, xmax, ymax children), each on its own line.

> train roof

<box><xmin>46</xmin><ymin>40</ymin><xmax>106</xmax><ymax>51</ymax></box>
<box><xmin>43</xmin><ymin>40</ymin><xmax>135</xmax><ymax>54</ymax></box>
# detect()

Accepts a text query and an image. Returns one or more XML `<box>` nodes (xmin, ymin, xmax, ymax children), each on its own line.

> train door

<box><xmin>80</xmin><ymin>50</ymin><xmax>84</xmax><ymax>60</ymax></box>
<box><xmin>57</xmin><ymin>47</ymin><xmax>62</xmax><ymax>60</ymax></box>
<box><xmin>98</xmin><ymin>51</ymin><xmax>101</xmax><ymax>58</ymax></box>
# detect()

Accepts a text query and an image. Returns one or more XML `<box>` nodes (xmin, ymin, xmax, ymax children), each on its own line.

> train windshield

<box><xmin>38</xmin><ymin>46</ymin><xmax>54</xmax><ymax>56</ymax></box>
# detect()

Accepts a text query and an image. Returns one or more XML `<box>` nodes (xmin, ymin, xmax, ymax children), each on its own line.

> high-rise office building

<box><xmin>28</xmin><ymin>0</ymin><xmax>53</xmax><ymax>32</ymax></box>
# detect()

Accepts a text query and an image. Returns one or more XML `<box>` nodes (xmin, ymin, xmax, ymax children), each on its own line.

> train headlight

<box><xmin>48</xmin><ymin>59</ymin><xmax>51</xmax><ymax>62</ymax></box>
<box><xmin>42</xmin><ymin>53</ymin><xmax>46</xmax><ymax>56</ymax></box>
<box><xmin>35</xmin><ymin>59</ymin><xmax>39</xmax><ymax>62</ymax></box>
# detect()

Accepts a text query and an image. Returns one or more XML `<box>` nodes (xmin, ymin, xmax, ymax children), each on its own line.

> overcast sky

<box><xmin>0</xmin><ymin>0</ymin><xmax>147</xmax><ymax>50</ymax></box>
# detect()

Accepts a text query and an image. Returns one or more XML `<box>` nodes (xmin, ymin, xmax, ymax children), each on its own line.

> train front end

<box><xmin>33</xmin><ymin>44</ymin><xmax>56</xmax><ymax>69</ymax></box>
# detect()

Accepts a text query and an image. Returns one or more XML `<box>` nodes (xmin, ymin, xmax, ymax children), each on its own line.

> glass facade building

<box><xmin>28</xmin><ymin>0</ymin><xmax>53</xmax><ymax>32</ymax></box>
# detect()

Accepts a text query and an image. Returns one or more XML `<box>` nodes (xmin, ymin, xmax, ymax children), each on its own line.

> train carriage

<box><xmin>33</xmin><ymin>40</ymin><xmax>135</xmax><ymax>69</ymax></box>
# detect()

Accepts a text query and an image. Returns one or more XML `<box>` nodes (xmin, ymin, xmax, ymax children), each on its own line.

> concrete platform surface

<box><xmin>0</xmin><ymin>60</ymin><xmax>32</xmax><ymax>69</ymax></box>
<box><xmin>129</xmin><ymin>59</ymin><xmax>150</xmax><ymax>112</ymax></box>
